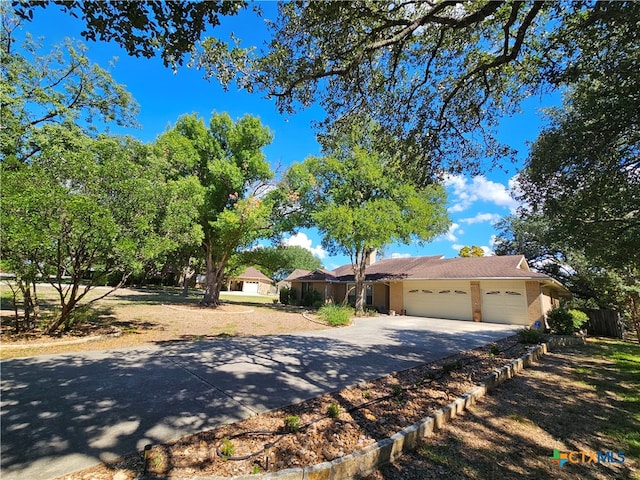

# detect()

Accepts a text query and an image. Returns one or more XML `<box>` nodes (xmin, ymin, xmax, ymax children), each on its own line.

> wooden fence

<box><xmin>585</xmin><ymin>309</ymin><xmax>624</xmax><ymax>339</ymax></box>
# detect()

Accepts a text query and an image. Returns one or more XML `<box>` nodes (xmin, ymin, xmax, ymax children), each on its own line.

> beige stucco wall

<box><xmin>389</xmin><ymin>282</ymin><xmax>403</xmax><ymax>314</ymax></box>
<box><xmin>371</xmin><ymin>283</ymin><xmax>389</xmax><ymax>311</ymax></box>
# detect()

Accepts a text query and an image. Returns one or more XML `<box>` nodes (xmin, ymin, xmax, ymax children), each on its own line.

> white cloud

<box><xmin>451</xmin><ymin>244</ymin><xmax>465</xmax><ymax>252</ymax></box>
<box><xmin>281</xmin><ymin>232</ymin><xmax>327</xmax><ymax>259</ymax></box>
<box><xmin>390</xmin><ymin>252</ymin><xmax>411</xmax><ymax>259</ymax></box>
<box><xmin>459</xmin><ymin>212</ymin><xmax>502</xmax><ymax>225</ymax></box>
<box><xmin>444</xmin><ymin>174</ymin><xmax>520</xmax><ymax>213</ymax></box>
<box><xmin>440</xmin><ymin>223</ymin><xmax>463</xmax><ymax>242</ymax></box>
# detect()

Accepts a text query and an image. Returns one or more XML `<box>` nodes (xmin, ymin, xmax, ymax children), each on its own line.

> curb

<box><xmin>170</xmin><ymin>335</ymin><xmax>585</xmax><ymax>480</ymax></box>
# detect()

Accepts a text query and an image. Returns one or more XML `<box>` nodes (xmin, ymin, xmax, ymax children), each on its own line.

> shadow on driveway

<box><xmin>1</xmin><ymin>318</ymin><xmax>520</xmax><ymax>480</ymax></box>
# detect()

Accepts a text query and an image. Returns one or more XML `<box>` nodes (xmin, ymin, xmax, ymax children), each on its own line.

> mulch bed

<box><xmin>61</xmin><ymin>335</ymin><xmax>532</xmax><ymax>479</ymax></box>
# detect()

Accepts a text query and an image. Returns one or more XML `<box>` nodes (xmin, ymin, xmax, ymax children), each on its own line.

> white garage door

<box><xmin>403</xmin><ymin>281</ymin><xmax>472</xmax><ymax>320</ymax></box>
<box><xmin>481</xmin><ymin>287</ymin><xmax>528</xmax><ymax>324</ymax></box>
<box><xmin>243</xmin><ymin>281</ymin><xmax>259</xmax><ymax>294</ymax></box>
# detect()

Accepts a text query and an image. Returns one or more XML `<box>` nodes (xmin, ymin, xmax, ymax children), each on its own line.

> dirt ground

<box><xmin>0</xmin><ymin>286</ymin><xmax>328</xmax><ymax>359</ymax></box>
<box><xmin>367</xmin><ymin>344</ymin><xmax>638</xmax><ymax>480</ymax></box>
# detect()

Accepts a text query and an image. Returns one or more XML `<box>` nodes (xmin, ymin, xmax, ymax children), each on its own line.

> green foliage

<box><xmin>547</xmin><ymin>307</ymin><xmax>587</xmax><ymax>335</ymax></box>
<box><xmin>0</xmin><ymin>13</ymin><xmax>138</xmax><ymax>163</ymax></box>
<box><xmin>279</xmin><ymin>121</ymin><xmax>449</xmax><ymax>313</ymax></box>
<box><xmin>459</xmin><ymin>246</ymin><xmax>485</xmax><ymax>258</ymax></box>
<box><xmin>489</xmin><ymin>343</ymin><xmax>501</xmax><ymax>356</ymax></box>
<box><xmin>14</xmin><ymin>1</ymin><xmax>247</xmax><ymax>67</ymax></box>
<box><xmin>441</xmin><ymin>361</ymin><xmax>462</xmax><ymax>375</ymax></box>
<box><xmin>302</xmin><ymin>288</ymin><xmax>323</xmax><ymax>308</ymax></box>
<box><xmin>279</xmin><ymin>287</ymin><xmax>292</xmax><ymax>305</ymax></box>
<box><xmin>219</xmin><ymin>437</ymin><xmax>235</xmax><ymax>457</ymax></box>
<box><xmin>283</xmin><ymin>415</ymin><xmax>301</xmax><ymax>433</ymax></box>
<box><xmin>326</xmin><ymin>403</ymin><xmax>341</xmax><ymax>418</ymax></box>
<box><xmin>518</xmin><ymin>329</ymin><xmax>545</xmax><ymax>345</ymax></box>
<box><xmin>317</xmin><ymin>305</ymin><xmax>352</xmax><ymax>327</ymax></box>
<box><xmin>238</xmin><ymin>245</ymin><xmax>323</xmax><ymax>282</ymax></box>
<box><xmin>157</xmin><ymin>112</ymin><xmax>275</xmax><ymax>306</ymax></box>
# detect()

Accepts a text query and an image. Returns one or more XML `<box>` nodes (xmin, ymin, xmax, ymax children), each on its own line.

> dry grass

<box><xmin>0</xmin><ymin>285</ymin><xmax>326</xmax><ymax>359</ymax></box>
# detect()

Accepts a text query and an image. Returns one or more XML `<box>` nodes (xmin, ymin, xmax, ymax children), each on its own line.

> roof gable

<box><xmin>232</xmin><ymin>266</ymin><xmax>272</xmax><ymax>282</ymax></box>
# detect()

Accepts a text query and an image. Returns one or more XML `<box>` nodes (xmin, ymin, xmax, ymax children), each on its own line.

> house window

<box><xmin>301</xmin><ymin>283</ymin><xmax>310</xmax><ymax>296</ymax></box>
<box><xmin>348</xmin><ymin>283</ymin><xmax>373</xmax><ymax>305</ymax></box>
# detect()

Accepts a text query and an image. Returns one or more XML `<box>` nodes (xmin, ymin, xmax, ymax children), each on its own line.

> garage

<box><xmin>242</xmin><ymin>281</ymin><xmax>259</xmax><ymax>294</ymax></box>
<box><xmin>403</xmin><ymin>281</ymin><xmax>473</xmax><ymax>320</ymax></box>
<box><xmin>481</xmin><ymin>281</ymin><xmax>528</xmax><ymax>325</ymax></box>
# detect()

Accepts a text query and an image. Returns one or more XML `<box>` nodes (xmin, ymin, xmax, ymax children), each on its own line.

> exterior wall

<box><xmin>332</xmin><ymin>283</ymin><xmax>347</xmax><ymax>304</ymax></box>
<box><xmin>371</xmin><ymin>283</ymin><xmax>389</xmax><ymax>312</ymax></box>
<box><xmin>257</xmin><ymin>281</ymin><xmax>271</xmax><ymax>295</ymax></box>
<box><xmin>470</xmin><ymin>281</ymin><xmax>482</xmax><ymax>322</ymax></box>
<box><xmin>525</xmin><ymin>281</ymin><xmax>545</xmax><ymax>327</ymax></box>
<box><xmin>389</xmin><ymin>282</ymin><xmax>404</xmax><ymax>314</ymax></box>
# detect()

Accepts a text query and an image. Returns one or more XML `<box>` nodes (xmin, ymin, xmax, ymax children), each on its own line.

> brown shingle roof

<box><xmin>294</xmin><ymin>255</ymin><xmax>551</xmax><ymax>283</ymax></box>
<box><xmin>283</xmin><ymin>269</ymin><xmax>311</xmax><ymax>281</ymax></box>
<box><xmin>233</xmin><ymin>267</ymin><xmax>272</xmax><ymax>282</ymax></box>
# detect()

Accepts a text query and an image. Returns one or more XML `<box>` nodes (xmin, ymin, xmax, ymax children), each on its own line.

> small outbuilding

<box><xmin>227</xmin><ymin>267</ymin><xmax>272</xmax><ymax>295</ymax></box>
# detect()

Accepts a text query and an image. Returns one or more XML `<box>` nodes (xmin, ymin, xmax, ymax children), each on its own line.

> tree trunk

<box><xmin>180</xmin><ymin>264</ymin><xmax>195</xmax><ymax>297</ymax></box>
<box><xmin>353</xmin><ymin>249</ymin><xmax>370</xmax><ymax>315</ymax></box>
<box><xmin>200</xmin><ymin>240</ymin><xmax>227</xmax><ymax>307</ymax></box>
<box><xmin>44</xmin><ymin>300</ymin><xmax>77</xmax><ymax>335</ymax></box>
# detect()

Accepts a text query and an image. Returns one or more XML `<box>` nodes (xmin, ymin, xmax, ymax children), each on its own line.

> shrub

<box><xmin>327</xmin><ymin>403</ymin><xmax>341</xmax><ymax>418</ymax></box>
<box><xmin>547</xmin><ymin>307</ymin><xmax>588</xmax><ymax>335</ymax></box>
<box><xmin>547</xmin><ymin>307</ymin><xmax>574</xmax><ymax>334</ymax></box>
<box><xmin>317</xmin><ymin>304</ymin><xmax>353</xmax><ymax>326</ymax></box>
<box><xmin>302</xmin><ymin>288</ymin><xmax>323</xmax><ymax>307</ymax></box>
<box><xmin>219</xmin><ymin>438</ymin><xmax>235</xmax><ymax>457</ymax></box>
<box><xmin>518</xmin><ymin>328</ymin><xmax>545</xmax><ymax>344</ymax></box>
<box><xmin>568</xmin><ymin>309</ymin><xmax>589</xmax><ymax>331</ymax></box>
<box><xmin>279</xmin><ymin>287</ymin><xmax>291</xmax><ymax>305</ymax></box>
<box><xmin>284</xmin><ymin>415</ymin><xmax>301</xmax><ymax>432</ymax></box>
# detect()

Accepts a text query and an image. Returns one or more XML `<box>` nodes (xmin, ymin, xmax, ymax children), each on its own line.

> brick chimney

<box><xmin>365</xmin><ymin>250</ymin><xmax>377</xmax><ymax>265</ymax></box>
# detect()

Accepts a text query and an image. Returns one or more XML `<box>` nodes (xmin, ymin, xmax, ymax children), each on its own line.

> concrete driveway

<box><xmin>0</xmin><ymin>316</ymin><xmax>521</xmax><ymax>480</ymax></box>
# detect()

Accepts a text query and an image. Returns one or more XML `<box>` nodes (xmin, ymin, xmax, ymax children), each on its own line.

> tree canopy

<box><xmin>15</xmin><ymin>2</ymin><xmax>637</xmax><ymax>181</ymax></box>
<box><xmin>156</xmin><ymin>113</ymin><xmax>275</xmax><ymax>306</ymax></box>
<box><xmin>281</xmin><ymin>122</ymin><xmax>449</xmax><ymax>312</ymax></box>
<box><xmin>1</xmin><ymin>8</ymin><xmax>138</xmax><ymax>163</ymax></box>
<box><xmin>12</xmin><ymin>0</ymin><xmax>247</xmax><ymax>67</ymax></box>
<box><xmin>198</xmin><ymin>1</ymin><xmax>637</xmax><ymax>179</ymax></box>
<box><xmin>513</xmin><ymin>1</ymin><xmax>638</xmax><ymax>269</ymax></box>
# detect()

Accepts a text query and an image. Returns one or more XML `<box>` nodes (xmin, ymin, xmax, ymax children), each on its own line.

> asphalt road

<box><xmin>0</xmin><ymin>316</ymin><xmax>521</xmax><ymax>480</ymax></box>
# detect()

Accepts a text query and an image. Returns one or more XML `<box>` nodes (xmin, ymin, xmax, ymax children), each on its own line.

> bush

<box><xmin>279</xmin><ymin>287</ymin><xmax>291</xmax><ymax>305</ymax></box>
<box><xmin>318</xmin><ymin>304</ymin><xmax>353</xmax><ymax>326</ymax></box>
<box><xmin>547</xmin><ymin>307</ymin><xmax>588</xmax><ymax>335</ymax></box>
<box><xmin>284</xmin><ymin>415</ymin><xmax>301</xmax><ymax>432</ymax></box>
<box><xmin>302</xmin><ymin>288</ymin><xmax>323</xmax><ymax>307</ymax></box>
<box><xmin>568</xmin><ymin>309</ymin><xmax>589</xmax><ymax>331</ymax></box>
<box><xmin>518</xmin><ymin>328</ymin><xmax>545</xmax><ymax>344</ymax></box>
<box><xmin>327</xmin><ymin>403</ymin><xmax>341</xmax><ymax>418</ymax></box>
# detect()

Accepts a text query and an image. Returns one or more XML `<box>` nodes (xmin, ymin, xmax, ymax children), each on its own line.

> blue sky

<box><xmin>16</xmin><ymin>4</ymin><xmax>558</xmax><ymax>271</ymax></box>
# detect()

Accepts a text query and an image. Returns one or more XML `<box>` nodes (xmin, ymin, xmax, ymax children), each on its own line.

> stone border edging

<box><xmin>168</xmin><ymin>335</ymin><xmax>585</xmax><ymax>480</ymax></box>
